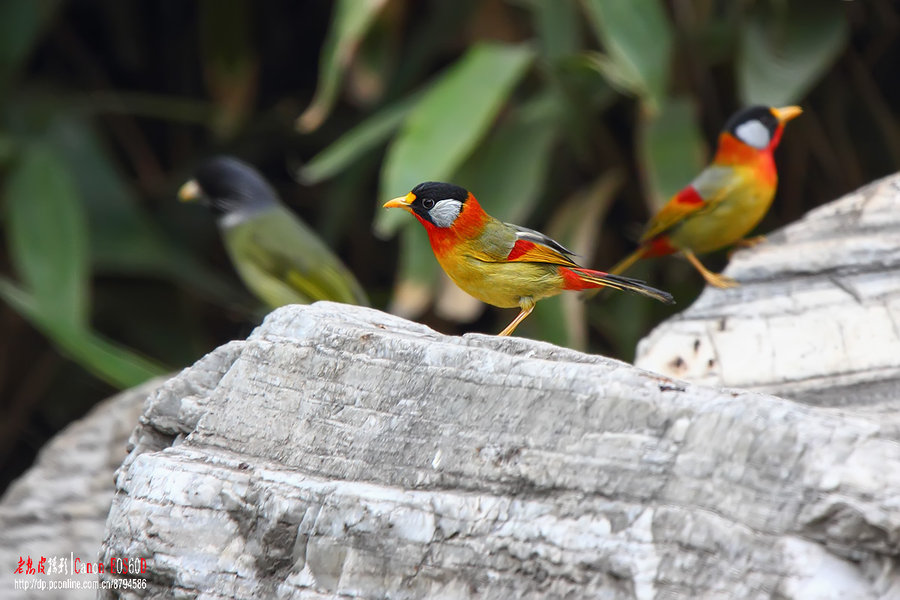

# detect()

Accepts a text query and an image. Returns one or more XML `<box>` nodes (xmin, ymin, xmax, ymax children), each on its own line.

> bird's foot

<box><xmin>683</xmin><ymin>250</ymin><xmax>740</xmax><ymax>289</ymax></box>
<box><xmin>728</xmin><ymin>235</ymin><xmax>767</xmax><ymax>258</ymax></box>
<box><xmin>702</xmin><ymin>271</ymin><xmax>739</xmax><ymax>289</ymax></box>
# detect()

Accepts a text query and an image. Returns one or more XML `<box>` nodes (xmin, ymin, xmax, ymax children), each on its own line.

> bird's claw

<box><xmin>703</xmin><ymin>272</ymin><xmax>739</xmax><ymax>289</ymax></box>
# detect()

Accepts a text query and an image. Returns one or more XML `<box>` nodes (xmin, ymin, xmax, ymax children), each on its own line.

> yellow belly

<box><xmin>669</xmin><ymin>185</ymin><xmax>775</xmax><ymax>254</ymax></box>
<box><xmin>436</xmin><ymin>252</ymin><xmax>564</xmax><ymax>308</ymax></box>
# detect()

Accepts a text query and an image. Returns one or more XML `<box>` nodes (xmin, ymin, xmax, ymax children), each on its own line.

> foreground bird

<box><xmin>179</xmin><ymin>156</ymin><xmax>369</xmax><ymax>308</ymax></box>
<box><xmin>384</xmin><ymin>182</ymin><xmax>673</xmax><ymax>336</ymax></box>
<box><xmin>610</xmin><ymin>105</ymin><xmax>802</xmax><ymax>288</ymax></box>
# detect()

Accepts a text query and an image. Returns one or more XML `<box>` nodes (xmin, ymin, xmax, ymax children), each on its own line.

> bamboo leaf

<box><xmin>67</xmin><ymin>329</ymin><xmax>168</xmax><ymax>388</ymax></box>
<box><xmin>638</xmin><ymin>97</ymin><xmax>706</xmax><ymax>209</ymax></box>
<box><xmin>4</xmin><ymin>143</ymin><xmax>89</xmax><ymax>326</ymax></box>
<box><xmin>297</xmin><ymin>0</ymin><xmax>389</xmax><ymax>132</ymax></box>
<box><xmin>375</xmin><ymin>42</ymin><xmax>536</xmax><ymax>237</ymax></box>
<box><xmin>581</xmin><ymin>0</ymin><xmax>673</xmax><ymax>110</ymax></box>
<box><xmin>0</xmin><ymin>276</ymin><xmax>166</xmax><ymax>388</ymax></box>
<box><xmin>453</xmin><ymin>93</ymin><xmax>559</xmax><ymax>225</ymax></box>
<box><xmin>738</xmin><ymin>0</ymin><xmax>848</xmax><ymax>107</ymax></box>
<box><xmin>46</xmin><ymin>116</ymin><xmax>248</xmax><ymax>307</ymax></box>
<box><xmin>530</xmin><ymin>0</ymin><xmax>582</xmax><ymax>62</ymax></box>
<box><xmin>298</xmin><ymin>91</ymin><xmax>420</xmax><ymax>184</ymax></box>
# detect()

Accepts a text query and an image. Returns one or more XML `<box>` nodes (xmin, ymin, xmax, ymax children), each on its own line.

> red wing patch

<box><xmin>640</xmin><ymin>184</ymin><xmax>707</xmax><ymax>243</ymax></box>
<box><xmin>506</xmin><ymin>239</ymin><xmax>536</xmax><ymax>261</ymax></box>
<box><xmin>675</xmin><ymin>186</ymin><xmax>704</xmax><ymax>205</ymax></box>
<box><xmin>642</xmin><ymin>235</ymin><xmax>679</xmax><ymax>258</ymax></box>
<box><xmin>505</xmin><ymin>238</ymin><xmax>579</xmax><ymax>267</ymax></box>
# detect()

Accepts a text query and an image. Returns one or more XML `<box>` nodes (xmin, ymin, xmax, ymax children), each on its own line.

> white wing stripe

<box><xmin>511</xmin><ymin>224</ymin><xmax>576</xmax><ymax>256</ymax></box>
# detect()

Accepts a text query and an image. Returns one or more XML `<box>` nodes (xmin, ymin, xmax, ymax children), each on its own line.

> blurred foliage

<box><xmin>1</xmin><ymin>0</ymin><xmax>899</xmax><ymax>492</ymax></box>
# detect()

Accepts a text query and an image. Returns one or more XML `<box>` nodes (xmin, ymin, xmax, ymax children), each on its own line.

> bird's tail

<box><xmin>564</xmin><ymin>267</ymin><xmax>674</xmax><ymax>305</ymax></box>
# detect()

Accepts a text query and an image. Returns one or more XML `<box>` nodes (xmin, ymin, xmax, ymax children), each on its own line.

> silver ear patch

<box><xmin>429</xmin><ymin>199</ymin><xmax>463</xmax><ymax>228</ymax></box>
<box><xmin>734</xmin><ymin>120</ymin><xmax>771</xmax><ymax>149</ymax></box>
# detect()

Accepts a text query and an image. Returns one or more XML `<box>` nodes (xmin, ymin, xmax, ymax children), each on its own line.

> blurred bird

<box><xmin>610</xmin><ymin>105</ymin><xmax>802</xmax><ymax>288</ymax></box>
<box><xmin>384</xmin><ymin>182</ymin><xmax>673</xmax><ymax>336</ymax></box>
<box><xmin>179</xmin><ymin>156</ymin><xmax>369</xmax><ymax>308</ymax></box>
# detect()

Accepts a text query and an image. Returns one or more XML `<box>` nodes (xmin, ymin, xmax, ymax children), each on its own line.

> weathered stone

<box><xmin>0</xmin><ymin>379</ymin><xmax>159</xmax><ymax>599</ymax></box>
<box><xmin>97</xmin><ymin>300</ymin><xmax>900</xmax><ymax>599</ymax></box>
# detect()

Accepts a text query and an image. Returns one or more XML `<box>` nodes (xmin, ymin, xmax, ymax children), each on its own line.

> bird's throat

<box><xmin>714</xmin><ymin>133</ymin><xmax>778</xmax><ymax>188</ymax></box>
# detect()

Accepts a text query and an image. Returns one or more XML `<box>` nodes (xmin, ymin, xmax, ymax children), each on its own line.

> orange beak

<box><xmin>772</xmin><ymin>105</ymin><xmax>803</xmax><ymax>125</ymax></box>
<box><xmin>383</xmin><ymin>192</ymin><xmax>416</xmax><ymax>212</ymax></box>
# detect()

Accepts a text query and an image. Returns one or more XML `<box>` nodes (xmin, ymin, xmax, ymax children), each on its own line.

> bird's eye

<box><xmin>421</xmin><ymin>198</ymin><xmax>435</xmax><ymax>209</ymax></box>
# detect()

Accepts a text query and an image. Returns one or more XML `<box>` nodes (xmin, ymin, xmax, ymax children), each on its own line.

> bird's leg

<box><xmin>728</xmin><ymin>235</ymin><xmax>767</xmax><ymax>258</ymax></box>
<box><xmin>498</xmin><ymin>298</ymin><xmax>535</xmax><ymax>336</ymax></box>
<box><xmin>735</xmin><ymin>235</ymin><xmax>767</xmax><ymax>248</ymax></box>
<box><xmin>682</xmin><ymin>250</ymin><xmax>738</xmax><ymax>289</ymax></box>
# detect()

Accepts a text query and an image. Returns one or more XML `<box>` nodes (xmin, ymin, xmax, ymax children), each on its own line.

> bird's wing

<box><xmin>499</xmin><ymin>224</ymin><xmax>580</xmax><ymax>267</ymax></box>
<box><xmin>640</xmin><ymin>165</ymin><xmax>742</xmax><ymax>242</ymax></box>
<box><xmin>230</xmin><ymin>207</ymin><xmax>369</xmax><ymax>307</ymax></box>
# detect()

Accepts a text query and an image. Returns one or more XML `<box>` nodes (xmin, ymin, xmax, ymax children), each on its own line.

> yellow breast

<box><xmin>669</xmin><ymin>169</ymin><xmax>776</xmax><ymax>254</ymax></box>
<box><xmin>435</xmin><ymin>244</ymin><xmax>565</xmax><ymax>308</ymax></box>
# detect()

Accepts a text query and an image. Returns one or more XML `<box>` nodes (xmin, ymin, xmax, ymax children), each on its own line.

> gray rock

<box><xmin>0</xmin><ymin>378</ymin><xmax>160</xmax><ymax>599</ymax></box>
<box><xmin>97</xmin><ymin>300</ymin><xmax>900</xmax><ymax>599</ymax></box>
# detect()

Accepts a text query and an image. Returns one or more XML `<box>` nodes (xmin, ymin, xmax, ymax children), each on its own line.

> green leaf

<box><xmin>638</xmin><ymin>96</ymin><xmax>706</xmax><ymax>209</ymax></box>
<box><xmin>298</xmin><ymin>91</ymin><xmax>420</xmax><ymax>184</ymax></box>
<box><xmin>4</xmin><ymin>143</ymin><xmax>89</xmax><ymax>326</ymax></box>
<box><xmin>581</xmin><ymin>0</ymin><xmax>673</xmax><ymax>110</ymax></box>
<box><xmin>529</xmin><ymin>0</ymin><xmax>582</xmax><ymax>62</ymax></box>
<box><xmin>738</xmin><ymin>0</ymin><xmax>848</xmax><ymax>106</ymax></box>
<box><xmin>45</xmin><ymin>116</ymin><xmax>249</xmax><ymax>308</ymax></box>
<box><xmin>582</xmin><ymin>51</ymin><xmax>645</xmax><ymax>100</ymax></box>
<box><xmin>46</xmin><ymin>117</ymin><xmax>173</xmax><ymax>274</ymax></box>
<box><xmin>453</xmin><ymin>93</ymin><xmax>559</xmax><ymax>224</ymax></box>
<box><xmin>1</xmin><ymin>142</ymin><xmax>166</xmax><ymax>388</ymax></box>
<box><xmin>0</xmin><ymin>276</ymin><xmax>165</xmax><ymax>389</ymax></box>
<box><xmin>72</xmin><ymin>91</ymin><xmax>214</xmax><ymax>125</ymax></box>
<box><xmin>297</xmin><ymin>0</ymin><xmax>389</xmax><ymax>132</ymax></box>
<box><xmin>66</xmin><ymin>329</ymin><xmax>167</xmax><ymax>388</ymax></box>
<box><xmin>375</xmin><ymin>42</ymin><xmax>536</xmax><ymax>237</ymax></box>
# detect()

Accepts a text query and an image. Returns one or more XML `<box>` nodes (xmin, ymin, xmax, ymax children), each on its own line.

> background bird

<box><xmin>384</xmin><ymin>182</ymin><xmax>673</xmax><ymax>336</ymax></box>
<box><xmin>610</xmin><ymin>105</ymin><xmax>802</xmax><ymax>288</ymax></box>
<box><xmin>179</xmin><ymin>156</ymin><xmax>369</xmax><ymax>308</ymax></box>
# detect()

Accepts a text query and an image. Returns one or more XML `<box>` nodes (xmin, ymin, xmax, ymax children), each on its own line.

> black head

<box><xmin>722</xmin><ymin>105</ymin><xmax>782</xmax><ymax>150</ymax></box>
<box><xmin>407</xmin><ymin>181</ymin><xmax>469</xmax><ymax>228</ymax></box>
<box><xmin>182</xmin><ymin>156</ymin><xmax>279</xmax><ymax>215</ymax></box>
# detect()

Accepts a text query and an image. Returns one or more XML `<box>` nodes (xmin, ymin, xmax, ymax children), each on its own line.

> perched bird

<box><xmin>610</xmin><ymin>105</ymin><xmax>802</xmax><ymax>288</ymax></box>
<box><xmin>179</xmin><ymin>156</ymin><xmax>369</xmax><ymax>308</ymax></box>
<box><xmin>384</xmin><ymin>182</ymin><xmax>673</xmax><ymax>336</ymax></box>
